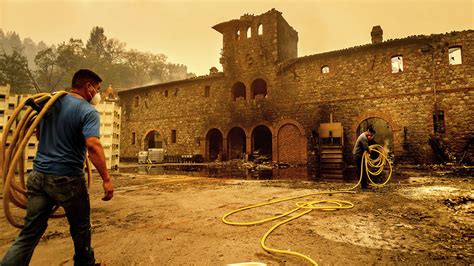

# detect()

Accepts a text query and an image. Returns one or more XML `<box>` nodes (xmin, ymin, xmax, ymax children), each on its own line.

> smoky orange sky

<box><xmin>1</xmin><ymin>0</ymin><xmax>473</xmax><ymax>76</ymax></box>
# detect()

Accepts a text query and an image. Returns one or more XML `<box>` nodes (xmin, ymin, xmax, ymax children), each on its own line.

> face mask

<box><xmin>90</xmin><ymin>91</ymin><xmax>101</xmax><ymax>105</ymax></box>
<box><xmin>88</xmin><ymin>84</ymin><xmax>101</xmax><ymax>105</ymax></box>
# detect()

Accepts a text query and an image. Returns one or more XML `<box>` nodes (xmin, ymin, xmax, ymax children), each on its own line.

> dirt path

<box><xmin>1</xmin><ymin>170</ymin><xmax>473</xmax><ymax>265</ymax></box>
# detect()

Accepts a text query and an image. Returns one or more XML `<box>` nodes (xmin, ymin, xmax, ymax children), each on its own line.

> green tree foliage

<box><xmin>34</xmin><ymin>47</ymin><xmax>61</xmax><ymax>91</ymax></box>
<box><xmin>0</xmin><ymin>50</ymin><xmax>35</xmax><ymax>93</ymax></box>
<box><xmin>0</xmin><ymin>27</ymin><xmax>196</xmax><ymax>93</ymax></box>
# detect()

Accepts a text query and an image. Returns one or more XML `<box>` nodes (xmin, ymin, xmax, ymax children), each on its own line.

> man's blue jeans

<box><xmin>1</xmin><ymin>170</ymin><xmax>95</xmax><ymax>266</ymax></box>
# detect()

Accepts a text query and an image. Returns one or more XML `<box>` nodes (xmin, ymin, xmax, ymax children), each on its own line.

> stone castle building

<box><xmin>118</xmin><ymin>9</ymin><xmax>473</xmax><ymax>167</ymax></box>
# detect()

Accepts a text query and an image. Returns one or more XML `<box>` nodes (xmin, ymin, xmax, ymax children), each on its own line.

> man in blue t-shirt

<box><xmin>353</xmin><ymin>125</ymin><xmax>376</xmax><ymax>189</ymax></box>
<box><xmin>1</xmin><ymin>69</ymin><xmax>114</xmax><ymax>266</ymax></box>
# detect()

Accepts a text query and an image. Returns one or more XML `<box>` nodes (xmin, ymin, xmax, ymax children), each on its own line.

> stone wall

<box><xmin>118</xmin><ymin>9</ymin><xmax>473</xmax><ymax>166</ymax></box>
<box><xmin>277</xmin><ymin>30</ymin><xmax>474</xmax><ymax>163</ymax></box>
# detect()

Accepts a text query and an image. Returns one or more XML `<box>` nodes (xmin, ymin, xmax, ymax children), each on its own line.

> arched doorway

<box><xmin>227</xmin><ymin>127</ymin><xmax>246</xmax><ymax>159</ymax></box>
<box><xmin>206</xmin><ymin>128</ymin><xmax>223</xmax><ymax>161</ymax></box>
<box><xmin>357</xmin><ymin>118</ymin><xmax>394</xmax><ymax>153</ymax></box>
<box><xmin>277</xmin><ymin>123</ymin><xmax>307</xmax><ymax>163</ymax></box>
<box><xmin>252</xmin><ymin>125</ymin><xmax>272</xmax><ymax>160</ymax></box>
<box><xmin>144</xmin><ymin>130</ymin><xmax>163</xmax><ymax>150</ymax></box>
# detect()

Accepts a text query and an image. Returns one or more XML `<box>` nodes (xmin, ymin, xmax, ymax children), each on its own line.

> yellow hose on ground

<box><xmin>222</xmin><ymin>144</ymin><xmax>392</xmax><ymax>265</ymax></box>
<box><xmin>1</xmin><ymin>92</ymin><xmax>92</xmax><ymax>228</ymax></box>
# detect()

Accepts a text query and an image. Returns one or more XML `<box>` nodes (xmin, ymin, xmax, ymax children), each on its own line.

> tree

<box><xmin>104</xmin><ymin>38</ymin><xmax>126</xmax><ymax>64</ymax></box>
<box><xmin>85</xmin><ymin>26</ymin><xmax>107</xmax><ymax>61</ymax></box>
<box><xmin>0</xmin><ymin>50</ymin><xmax>34</xmax><ymax>93</ymax></box>
<box><xmin>1</xmin><ymin>31</ymin><xmax>22</xmax><ymax>55</ymax></box>
<box><xmin>34</xmin><ymin>47</ymin><xmax>62</xmax><ymax>91</ymax></box>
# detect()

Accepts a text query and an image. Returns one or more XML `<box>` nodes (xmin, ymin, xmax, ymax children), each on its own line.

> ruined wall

<box><xmin>119</xmin><ymin>9</ymin><xmax>473</xmax><ymax>166</ymax></box>
<box><xmin>278</xmin><ymin>31</ymin><xmax>474</xmax><ymax>163</ymax></box>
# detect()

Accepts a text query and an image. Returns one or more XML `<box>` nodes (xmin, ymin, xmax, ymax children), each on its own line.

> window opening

<box><xmin>204</xmin><ymin>86</ymin><xmax>210</xmax><ymax>97</ymax></box>
<box><xmin>171</xmin><ymin>130</ymin><xmax>177</xmax><ymax>144</ymax></box>
<box><xmin>232</xmin><ymin>82</ymin><xmax>246</xmax><ymax>101</ymax></box>
<box><xmin>257</xmin><ymin>24</ymin><xmax>263</xmax><ymax>35</ymax></box>
<box><xmin>448</xmin><ymin>46</ymin><xmax>462</xmax><ymax>65</ymax></box>
<box><xmin>246</xmin><ymin>27</ymin><xmax>251</xmax><ymax>38</ymax></box>
<box><xmin>391</xmin><ymin>56</ymin><xmax>403</xmax><ymax>73</ymax></box>
<box><xmin>132</xmin><ymin>132</ymin><xmax>136</xmax><ymax>145</ymax></box>
<box><xmin>251</xmin><ymin>78</ymin><xmax>267</xmax><ymax>99</ymax></box>
<box><xmin>321</xmin><ymin>66</ymin><xmax>330</xmax><ymax>74</ymax></box>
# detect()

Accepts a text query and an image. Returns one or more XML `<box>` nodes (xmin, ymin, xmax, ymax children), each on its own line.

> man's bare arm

<box><xmin>86</xmin><ymin>136</ymin><xmax>113</xmax><ymax>201</ymax></box>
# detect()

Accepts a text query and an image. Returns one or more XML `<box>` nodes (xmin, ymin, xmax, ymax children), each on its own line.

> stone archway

<box><xmin>252</xmin><ymin>125</ymin><xmax>272</xmax><ymax>160</ymax></box>
<box><xmin>357</xmin><ymin>118</ymin><xmax>394</xmax><ymax>153</ymax></box>
<box><xmin>352</xmin><ymin>111</ymin><xmax>401</xmax><ymax>156</ymax></box>
<box><xmin>206</xmin><ymin>128</ymin><xmax>223</xmax><ymax>161</ymax></box>
<box><xmin>227</xmin><ymin>127</ymin><xmax>246</xmax><ymax>160</ymax></box>
<box><xmin>231</xmin><ymin>81</ymin><xmax>246</xmax><ymax>101</ymax></box>
<box><xmin>143</xmin><ymin>130</ymin><xmax>163</xmax><ymax>150</ymax></box>
<box><xmin>251</xmin><ymin>78</ymin><xmax>267</xmax><ymax>99</ymax></box>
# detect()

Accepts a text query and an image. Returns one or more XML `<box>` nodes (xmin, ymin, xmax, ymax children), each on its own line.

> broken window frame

<box><xmin>448</xmin><ymin>46</ymin><xmax>462</xmax><ymax>65</ymax></box>
<box><xmin>391</xmin><ymin>55</ymin><xmax>404</xmax><ymax>73</ymax></box>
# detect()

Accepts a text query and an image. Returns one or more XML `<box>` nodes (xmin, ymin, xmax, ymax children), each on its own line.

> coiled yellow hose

<box><xmin>1</xmin><ymin>92</ymin><xmax>92</xmax><ymax>228</ymax></box>
<box><xmin>222</xmin><ymin>144</ymin><xmax>392</xmax><ymax>265</ymax></box>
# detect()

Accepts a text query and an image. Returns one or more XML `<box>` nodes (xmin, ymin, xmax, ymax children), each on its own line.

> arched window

<box><xmin>251</xmin><ymin>78</ymin><xmax>267</xmax><ymax>99</ymax></box>
<box><xmin>246</xmin><ymin>27</ymin><xmax>251</xmax><ymax>38</ymax></box>
<box><xmin>236</xmin><ymin>29</ymin><xmax>241</xmax><ymax>40</ymax></box>
<box><xmin>231</xmin><ymin>82</ymin><xmax>246</xmax><ymax>101</ymax></box>
<box><xmin>321</xmin><ymin>66</ymin><xmax>330</xmax><ymax>74</ymax></box>
<box><xmin>257</xmin><ymin>24</ymin><xmax>263</xmax><ymax>35</ymax></box>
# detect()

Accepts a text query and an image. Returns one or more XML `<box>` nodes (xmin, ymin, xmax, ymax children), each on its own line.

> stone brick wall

<box><xmin>119</xmin><ymin>9</ymin><xmax>473</xmax><ymax>166</ymax></box>
<box><xmin>277</xmin><ymin>30</ymin><xmax>473</xmax><ymax>163</ymax></box>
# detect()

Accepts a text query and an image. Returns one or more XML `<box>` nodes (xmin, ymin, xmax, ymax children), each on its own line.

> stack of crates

<box><xmin>138</xmin><ymin>151</ymin><xmax>148</xmax><ymax>164</ymax></box>
<box><xmin>148</xmin><ymin>148</ymin><xmax>164</xmax><ymax>163</ymax></box>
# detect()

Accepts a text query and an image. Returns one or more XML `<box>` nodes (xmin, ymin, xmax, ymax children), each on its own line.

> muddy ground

<box><xmin>0</xmin><ymin>166</ymin><xmax>473</xmax><ymax>265</ymax></box>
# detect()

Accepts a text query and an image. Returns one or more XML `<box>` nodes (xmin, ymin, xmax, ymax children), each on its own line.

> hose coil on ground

<box><xmin>222</xmin><ymin>144</ymin><xmax>393</xmax><ymax>265</ymax></box>
<box><xmin>1</xmin><ymin>92</ymin><xmax>92</xmax><ymax>228</ymax></box>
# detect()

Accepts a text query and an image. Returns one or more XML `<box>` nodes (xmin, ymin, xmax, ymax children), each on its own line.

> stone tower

<box><xmin>371</xmin><ymin>25</ymin><xmax>383</xmax><ymax>44</ymax></box>
<box><xmin>213</xmin><ymin>8</ymin><xmax>298</xmax><ymax>75</ymax></box>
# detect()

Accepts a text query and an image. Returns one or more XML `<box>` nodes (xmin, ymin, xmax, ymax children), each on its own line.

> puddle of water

<box><xmin>116</xmin><ymin>164</ymin><xmax>405</xmax><ymax>182</ymax></box>
<box><xmin>117</xmin><ymin>165</ymin><xmax>311</xmax><ymax>180</ymax></box>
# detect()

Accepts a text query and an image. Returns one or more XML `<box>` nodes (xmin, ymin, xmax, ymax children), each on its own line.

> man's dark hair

<box><xmin>71</xmin><ymin>69</ymin><xmax>102</xmax><ymax>89</ymax></box>
<box><xmin>367</xmin><ymin>125</ymin><xmax>376</xmax><ymax>134</ymax></box>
